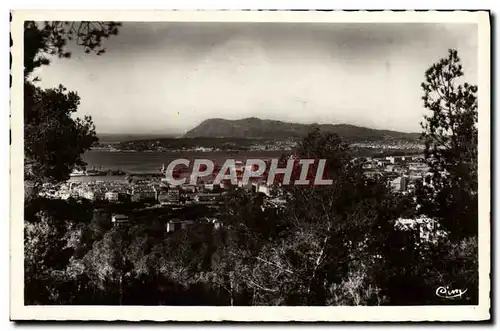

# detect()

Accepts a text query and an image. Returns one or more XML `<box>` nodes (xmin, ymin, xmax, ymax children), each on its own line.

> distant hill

<box><xmin>184</xmin><ymin>117</ymin><xmax>421</xmax><ymax>142</ymax></box>
<box><xmin>98</xmin><ymin>133</ymin><xmax>179</xmax><ymax>144</ymax></box>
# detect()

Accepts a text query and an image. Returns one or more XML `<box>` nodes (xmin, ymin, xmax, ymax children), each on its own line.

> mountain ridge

<box><xmin>184</xmin><ymin>117</ymin><xmax>421</xmax><ymax>142</ymax></box>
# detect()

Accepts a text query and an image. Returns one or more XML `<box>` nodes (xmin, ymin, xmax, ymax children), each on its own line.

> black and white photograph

<box><xmin>9</xmin><ymin>10</ymin><xmax>490</xmax><ymax>321</ymax></box>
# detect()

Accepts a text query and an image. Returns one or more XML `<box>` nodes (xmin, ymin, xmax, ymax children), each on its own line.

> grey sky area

<box><xmin>35</xmin><ymin>22</ymin><xmax>478</xmax><ymax>134</ymax></box>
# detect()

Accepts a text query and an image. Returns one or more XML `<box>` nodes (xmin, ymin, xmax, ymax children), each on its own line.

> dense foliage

<box><xmin>415</xmin><ymin>49</ymin><xmax>478</xmax><ymax>240</ymax></box>
<box><xmin>24</xmin><ymin>129</ymin><xmax>478</xmax><ymax>306</ymax></box>
<box><xmin>24</xmin><ymin>21</ymin><xmax>121</xmax><ymax>186</ymax></box>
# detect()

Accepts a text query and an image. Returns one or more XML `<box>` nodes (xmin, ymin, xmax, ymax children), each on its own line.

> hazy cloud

<box><xmin>35</xmin><ymin>22</ymin><xmax>478</xmax><ymax>134</ymax></box>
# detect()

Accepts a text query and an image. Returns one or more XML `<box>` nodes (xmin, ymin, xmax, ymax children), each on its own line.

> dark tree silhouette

<box><xmin>24</xmin><ymin>21</ymin><xmax>121</xmax><ymax>186</ymax></box>
<box><xmin>24</xmin><ymin>83</ymin><xmax>98</xmax><ymax>184</ymax></box>
<box><xmin>416</xmin><ymin>49</ymin><xmax>478</xmax><ymax>239</ymax></box>
<box><xmin>24</xmin><ymin>21</ymin><xmax>122</xmax><ymax>304</ymax></box>
<box><xmin>231</xmin><ymin>129</ymin><xmax>403</xmax><ymax>305</ymax></box>
<box><xmin>24</xmin><ymin>21</ymin><xmax>121</xmax><ymax>78</ymax></box>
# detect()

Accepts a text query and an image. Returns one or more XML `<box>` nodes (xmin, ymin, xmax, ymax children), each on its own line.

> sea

<box><xmin>70</xmin><ymin>150</ymin><xmax>286</xmax><ymax>182</ymax></box>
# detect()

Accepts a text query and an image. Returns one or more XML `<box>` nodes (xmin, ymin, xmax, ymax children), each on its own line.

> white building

<box><xmin>180</xmin><ymin>184</ymin><xmax>197</xmax><ymax>193</ymax></box>
<box><xmin>105</xmin><ymin>191</ymin><xmax>119</xmax><ymax>201</ymax></box>
<box><xmin>409</xmin><ymin>162</ymin><xmax>429</xmax><ymax>172</ymax></box>
<box><xmin>386</xmin><ymin>156</ymin><xmax>403</xmax><ymax>164</ymax></box>
<box><xmin>390</xmin><ymin>176</ymin><xmax>408</xmax><ymax>192</ymax></box>
<box><xmin>251</xmin><ymin>182</ymin><xmax>270</xmax><ymax>196</ymax></box>
<box><xmin>166</xmin><ymin>219</ymin><xmax>195</xmax><ymax>233</ymax></box>
<box><xmin>111</xmin><ymin>214</ymin><xmax>129</xmax><ymax>227</ymax></box>
<box><xmin>395</xmin><ymin>216</ymin><xmax>447</xmax><ymax>243</ymax></box>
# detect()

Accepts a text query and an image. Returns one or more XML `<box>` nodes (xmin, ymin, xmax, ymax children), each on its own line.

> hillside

<box><xmin>98</xmin><ymin>133</ymin><xmax>178</xmax><ymax>144</ymax></box>
<box><xmin>184</xmin><ymin>117</ymin><xmax>421</xmax><ymax>142</ymax></box>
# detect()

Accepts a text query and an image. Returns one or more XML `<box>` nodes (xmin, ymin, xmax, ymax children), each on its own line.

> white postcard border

<box><xmin>10</xmin><ymin>10</ymin><xmax>491</xmax><ymax>321</ymax></box>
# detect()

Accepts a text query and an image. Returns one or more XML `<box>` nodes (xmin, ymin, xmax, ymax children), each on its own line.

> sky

<box><xmin>34</xmin><ymin>22</ymin><xmax>478</xmax><ymax>135</ymax></box>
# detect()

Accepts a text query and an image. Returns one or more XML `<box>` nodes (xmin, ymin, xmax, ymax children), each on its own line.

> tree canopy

<box><xmin>24</xmin><ymin>21</ymin><xmax>121</xmax><ymax>185</ymax></box>
<box><xmin>416</xmin><ymin>49</ymin><xmax>478</xmax><ymax>239</ymax></box>
<box><xmin>24</xmin><ymin>21</ymin><xmax>121</xmax><ymax>79</ymax></box>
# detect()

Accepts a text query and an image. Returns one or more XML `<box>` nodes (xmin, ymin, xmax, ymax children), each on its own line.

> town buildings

<box><xmin>360</xmin><ymin>154</ymin><xmax>429</xmax><ymax>193</ymax></box>
<box><xmin>390</xmin><ymin>176</ymin><xmax>409</xmax><ymax>192</ymax></box>
<box><xmin>395</xmin><ymin>216</ymin><xmax>447</xmax><ymax>243</ymax></box>
<box><xmin>40</xmin><ymin>154</ymin><xmax>434</xmax><ymax>235</ymax></box>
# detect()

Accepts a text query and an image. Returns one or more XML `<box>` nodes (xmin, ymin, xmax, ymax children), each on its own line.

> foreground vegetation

<box><xmin>25</xmin><ymin>126</ymin><xmax>478</xmax><ymax>306</ymax></box>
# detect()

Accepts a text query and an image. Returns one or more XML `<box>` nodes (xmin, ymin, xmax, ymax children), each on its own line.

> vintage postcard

<box><xmin>10</xmin><ymin>10</ymin><xmax>491</xmax><ymax>322</ymax></box>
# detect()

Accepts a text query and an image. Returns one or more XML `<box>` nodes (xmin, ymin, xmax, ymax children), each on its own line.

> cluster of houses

<box><xmin>49</xmin><ymin>181</ymin><xmax>145</xmax><ymax>202</ymax></box>
<box><xmin>110</xmin><ymin>213</ymin><xmax>222</xmax><ymax>233</ymax></box>
<box><xmin>49</xmin><ymin>173</ymin><xmax>272</xmax><ymax>208</ymax></box>
<box><xmin>248</xmin><ymin>139</ymin><xmax>297</xmax><ymax>152</ymax></box>
<box><xmin>350</xmin><ymin>141</ymin><xmax>425</xmax><ymax>150</ymax></box>
<box><xmin>40</xmin><ymin>156</ymin><xmax>446</xmax><ymax>239</ymax></box>
<box><xmin>395</xmin><ymin>216</ymin><xmax>448</xmax><ymax>243</ymax></box>
<box><xmin>361</xmin><ymin>155</ymin><xmax>431</xmax><ymax>193</ymax></box>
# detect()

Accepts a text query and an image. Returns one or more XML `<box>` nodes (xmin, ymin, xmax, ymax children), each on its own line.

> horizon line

<box><xmin>96</xmin><ymin>116</ymin><xmax>422</xmax><ymax>136</ymax></box>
